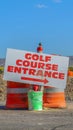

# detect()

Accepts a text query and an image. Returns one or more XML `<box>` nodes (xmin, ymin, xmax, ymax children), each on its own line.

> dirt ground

<box><xmin>0</xmin><ymin>74</ymin><xmax>73</xmax><ymax>130</ymax></box>
<box><xmin>0</xmin><ymin>101</ymin><xmax>73</xmax><ymax>130</ymax></box>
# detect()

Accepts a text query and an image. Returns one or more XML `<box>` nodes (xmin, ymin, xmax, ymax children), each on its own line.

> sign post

<box><xmin>37</xmin><ymin>43</ymin><xmax>44</xmax><ymax>91</ymax></box>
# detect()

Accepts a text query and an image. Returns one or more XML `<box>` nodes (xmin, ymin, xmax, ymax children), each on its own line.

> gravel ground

<box><xmin>0</xmin><ymin>102</ymin><xmax>73</xmax><ymax>130</ymax></box>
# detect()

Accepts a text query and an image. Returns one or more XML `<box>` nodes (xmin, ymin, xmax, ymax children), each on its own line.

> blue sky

<box><xmin>0</xmin><ymin>0</ymin><xmax>73</xmax><ymax>58</ymax></box>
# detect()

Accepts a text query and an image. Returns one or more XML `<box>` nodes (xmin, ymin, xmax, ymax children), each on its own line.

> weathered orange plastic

<box><xmin>43</xmin><ymin>86</ymin><xmax>66</xmax><ymax>108</ymax></box>
<box><xmin>6</xmin><ymin>81</ymin><xmax>30</xmax><ymax>109</ymax></box>
<box><xmin>68</xmin><ymin>70</ymin><xmax>73</xmax><ymax>77</ymax></box>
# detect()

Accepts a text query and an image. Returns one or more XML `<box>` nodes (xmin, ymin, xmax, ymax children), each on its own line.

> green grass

<box><xmin>0</xmin><ymin>66</ymin><xmax>4</xmax><ymax>73</ymax></box>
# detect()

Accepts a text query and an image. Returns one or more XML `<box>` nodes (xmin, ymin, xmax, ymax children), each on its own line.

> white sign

<box><xmin>4</xmin><ymin>48</ymin><xmax>69</xmax><ymax>89</ymax></box>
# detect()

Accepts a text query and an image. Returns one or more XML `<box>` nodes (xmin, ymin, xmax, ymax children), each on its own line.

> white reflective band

<box><xmin>7</xmin><ymin>88</ymin><xmax>29</xmax><ymax>94</ymax></box>
<box><xmin>44</xmin><ymin>87</ymin><xmax>64</xmax><ymax>93</ymax></box>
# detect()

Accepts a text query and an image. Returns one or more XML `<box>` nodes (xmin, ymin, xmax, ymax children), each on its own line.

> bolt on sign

<box><xmin>4</xmin><ymin>48</ymin><xmax>69</xmax><ymax>89</ymax></box>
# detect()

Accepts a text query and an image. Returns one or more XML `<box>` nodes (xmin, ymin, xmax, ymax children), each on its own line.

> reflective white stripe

<box><xmin>7</xmin><ymin>88</ymin><xmax>29</xmax><ymax>94</ymax></box>
<box><xmin>44</xmin><ymin>87</ymin><xmax>64</xmax><ymax>93</ymax></box>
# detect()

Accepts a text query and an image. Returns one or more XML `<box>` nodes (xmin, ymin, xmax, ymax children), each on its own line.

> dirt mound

<box><xmin>65</xmin><ymin>76</ymin><xmax>73</xmax><ymax>101</ymax></box>
<box><xmin>0</xmin><ymin>74</ymin><xmax>7</xmax><ymax>101</ymax></box>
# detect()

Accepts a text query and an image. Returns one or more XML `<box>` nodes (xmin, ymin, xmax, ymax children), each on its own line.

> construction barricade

<box><xmin>6</xmin><ymin>81</ymin><xmax>30</xmax><ymax>109</ymax></box>
<box><xmin>43</xmin><ymin>86</ymin><xmax>66</xmax><ymax>108</ymax></box>
<box><xmin>68</xmin><ymin>70</ymin><xmax>73</xmax><ymax>77</ymax></box>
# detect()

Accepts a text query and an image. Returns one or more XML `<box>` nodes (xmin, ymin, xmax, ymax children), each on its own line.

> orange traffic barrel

<box><xmin>6</xmin><ymin>81</ymin><xmax>30</xmax><ymax>109</ymax></box>
<box><xmin>68</xmin><ymin>70</ymin><xmax>73</xmax><ymax>77</ymax></box>
<box><xmin>43</xmin><ymin>86</ymin><xmax>66</xmax><ymax>108</ymax></box>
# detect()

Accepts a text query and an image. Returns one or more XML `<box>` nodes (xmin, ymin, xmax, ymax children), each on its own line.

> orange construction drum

<box><xmin>68</xmin><ymin>70</ymin><xmax>73</xmax><ymax>77</ymax></box>
<box><xmin>6</xmin><ymin>81</ymin><xmax>30</xmax><ymax>109</ymax></box>
<box><xmin>43</xmin><ymin>86</ymin><xmax>66</xmax><ymax>108</ymax></box>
